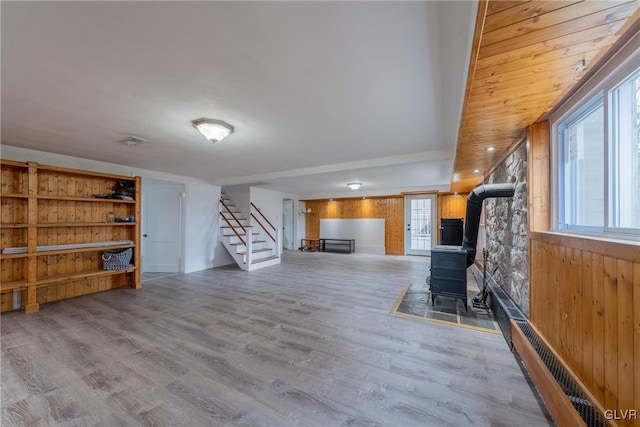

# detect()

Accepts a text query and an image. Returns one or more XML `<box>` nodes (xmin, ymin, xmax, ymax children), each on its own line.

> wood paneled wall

<box><xmin>304</xmin><ymin>194</ymin><xmax>468</xmax><ymax>254</ymax></box>
<box><xmin>530</xmin><ymin>232</ymin><xmax>640</xmax><ymax>425</ymax></box>
<box><xmin>527</xmin><ymin>119</ymin><xmax>640</xmax><ymax>424</ymax></box>
<box><xmin>452</xmin><ymin>0</ymin><xmax>639</xmax><ymax>193</ymax></box>
<box><xmin>304</xmin><ymin>197</ymin><xmax>403</xmax><ymax>255</ymax></box>
<box><xmin>436</xmin><ymin>193</ymin><xmax>467</xmax><ymax>245</ymax></box>
<box><xmin>527</xmin><ymin>121</ymin><xmax>550</xmax><ymax>232</ymax></box>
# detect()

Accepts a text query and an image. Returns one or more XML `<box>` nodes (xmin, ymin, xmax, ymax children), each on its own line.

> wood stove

<box><xmin>428</xmin><ymin>183</ymin><xmax>515</xmax><ymax>308</ymax></box>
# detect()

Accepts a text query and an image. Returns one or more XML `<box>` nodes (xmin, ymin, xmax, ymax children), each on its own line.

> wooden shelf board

<box><xmin>33</xmin><ymin>244</ymin><xmax>135</xmax><ymax>257</ymax></box>
<box><xmin>0</xmin><ymin>160</ymin><xmax>28</xmax><ymax>168</ymax></box>
<box><xmin>1</xmin><ymin>243</ymin><xmax>135</xmax><ymax>258</ymax></box>
<box><xmin>1</xmin><ymin>280</ymin><xmax>26</xmax><ymax>292</ymax></box>
<box><xmin>0</xmin><ymin>252</ymin><xmax>29</xmax><ymax>260</ymax></box>
<box><xmin>0</xmin><ymin>193</ymin><xmax>28</xmax><ymax>199</ymax></box>
<box><xmin>37</xmin><ymin>196</ymin><xmax>135</xmax><ymax>204</ymax></box>
<box><xmin>0</xmin><ymin>223</ymin><xmax>28</xmax><ymax>228</ymax></box>
<box><xmin>36</xmin><ymin>267</ymin><xmax>136</xmax><ymax>287</ymax></box>
<box><xmin>36</xmin><ymin>164</ymin><xmax>136</xmax><ymax>180</ymax></box>
<box><xmin>37</xmin><ymin>222</ymin><xmax>136</xmax><ymax>228</ymax></box>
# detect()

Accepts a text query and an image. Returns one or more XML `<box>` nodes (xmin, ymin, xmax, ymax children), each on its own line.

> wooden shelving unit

<box><xmin>0</xmin><ymin>160</ymin><xmax>141</xmax><ymax>313</ymax></box>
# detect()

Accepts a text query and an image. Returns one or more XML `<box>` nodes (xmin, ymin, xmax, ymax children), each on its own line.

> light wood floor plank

<box><xmin>2</xmin><ymin>251</ymin><xmax>553</xmax><ymax>426</ymax></box>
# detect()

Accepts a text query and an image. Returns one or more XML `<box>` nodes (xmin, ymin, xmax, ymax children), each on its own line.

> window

<box><xmin>555</xmin><ymin>59</ymin><xmax>639</xmax><ymax>237</ymax></box>
<box><xmin>609</xmin><ymin>69</ymin><xmax>640</xmax><ymax>230</ymax></box>
<box><xmin>559</xmin><ymin>98</ymin><xmax>604</xmax><ymax>231</ymax></box>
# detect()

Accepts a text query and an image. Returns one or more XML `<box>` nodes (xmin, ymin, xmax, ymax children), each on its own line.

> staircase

<box><xmin>219</xmin><ymin>192</ymin><xmax>280</xmax><ymax>271</ymax></box>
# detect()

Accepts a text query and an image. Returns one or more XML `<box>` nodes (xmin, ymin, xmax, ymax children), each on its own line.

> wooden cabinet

<box><xmin>1</xmin><ymin>160</ymin><xmax>141</xmax><ymax>313</ymax></box>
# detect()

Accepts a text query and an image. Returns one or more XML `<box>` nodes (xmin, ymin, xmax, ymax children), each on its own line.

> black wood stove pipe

<box><xmin>462</xmin><ymin>183</ymin><xmax>515</xmax><ymax>267</ymax></box>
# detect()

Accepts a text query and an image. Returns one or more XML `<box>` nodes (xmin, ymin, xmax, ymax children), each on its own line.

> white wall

<box><xmin>185</xmin><ymin>182</ymin><xmax>235</xmax><ymax>271</ymax></box>
<box><xmin>320</xmin><ymin>218</ymin><xmax>386</xmax><ymax>255</ymax></box>
<box><xmin>250</xmin><ymin>187</ymin><xmax>302</xmax><ymax>250</ymax></box>
<box><xmin>282</xmin><ymin>199</ymin><xmax>294</xmax><ymax>250</ymax></box>
<box><xmin>222</xmin><ymin>184</ymin><xmax>251</xmax><ymax>217</ymax></box>
<box><xmin>0</xmin><ymin>145</ymin><xmax>233</xmax><ymax>272</ymax></box>
<box><xmin>297</xmin><ymin>201</ymin><xmax>307</xmax><ymax>248</ymax></box>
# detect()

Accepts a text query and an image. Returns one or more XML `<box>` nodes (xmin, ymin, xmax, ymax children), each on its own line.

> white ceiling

<box><xmin>1</xmin><ymin>1</ymin><xmax>477</xmax><ymax>199</ymax></box>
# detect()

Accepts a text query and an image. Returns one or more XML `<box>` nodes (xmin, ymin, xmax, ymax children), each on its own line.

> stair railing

<box><xmin>219</xmin><ymin>212</ymin><xmax>245</xmax><ymax>246</ymax></box>
<box><xmin>250</xmin><ymin>202</ymin><xmax>276</xmax><ymax>243</ymax></box>
<box><xmin>220</xmin><ymin>198</ymin><xmax>246</xmax><ymax>233</ymax></box>
<box><xmin>219</xmin><ymin>198</ymin><xmax>246</xmax><ymax>248</ymax></box>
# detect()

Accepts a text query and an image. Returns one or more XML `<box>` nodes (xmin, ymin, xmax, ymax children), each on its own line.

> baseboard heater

<box><xmin>476</xmin><ymin>265</ymin><xmax>609</xmax><ymax>427</ymax></box>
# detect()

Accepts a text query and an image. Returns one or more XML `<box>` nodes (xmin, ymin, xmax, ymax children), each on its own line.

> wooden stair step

<box><xmin>223</xmin><ymin>232</ymin><xmax>259</xmax><ymax>237</ymax></box>
<box><xmin>229</xmin><ymin>240</ymin><xmax>265</xmax><ymax>246</ymax></box>
<box><xmin>238</xmin><ymin>248</ymin><xmax>272</xmax><ymax>255</ymax></box>
<box><xmin>249</xmin><ymin>255</ymin><xmax>279</xmax><ymax>264</ymax></box>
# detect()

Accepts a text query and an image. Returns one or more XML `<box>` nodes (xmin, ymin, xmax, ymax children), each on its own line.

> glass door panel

<box><xmin>404</xmin><ymin>194</ymin><xmax>435</xmax><ymax>256</ymax></box>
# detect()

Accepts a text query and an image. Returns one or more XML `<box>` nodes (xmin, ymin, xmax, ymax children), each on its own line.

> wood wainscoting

<box><xmin>530</xmin><ymin>231</ymin><xmax>640</xmax><ymax>425</ymax></box>
<box><xmin>304</xmin><ymin>196</ymin><xmax>404</xmax><ymax>255</ymax></box>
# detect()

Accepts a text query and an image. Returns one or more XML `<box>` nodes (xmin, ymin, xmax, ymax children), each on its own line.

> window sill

<box><xmin>530</xmin><ymin>230</ymin><xmax>640</xmax><ymax>263</ymax></box>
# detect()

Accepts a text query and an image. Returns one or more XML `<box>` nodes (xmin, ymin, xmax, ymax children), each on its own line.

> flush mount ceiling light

<box><xmin>192</xmin><ymin>118</ymin><xmax>234</xmax><ymax>143</ymax></box>
<box><xmin>347</xmin><ymin>182</ymin><xmax>362</xmax><ymax>190</ymax></box>
<box><xmin>486</xmin><ymin>146</ymin><xmax>496</xmax><ymax>152</ymax></box>
<box><xmin>473</xmin><ymin>169</ymin><xmax>481</xmax><ymax>173</ymax></box>
<box><xmin>120</xmin><ymin>136</ymin><xmax>147</xmax><ymax>147</ymax></box>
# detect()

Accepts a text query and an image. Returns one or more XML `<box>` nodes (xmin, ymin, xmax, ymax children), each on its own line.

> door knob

<box><xmin>143</xmin><ymin>234</ymin><xmax>148</xmax><ymax>237</ymax></box>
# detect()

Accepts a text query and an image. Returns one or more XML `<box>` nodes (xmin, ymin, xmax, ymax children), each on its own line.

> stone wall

<box><xmin>485</xmin><ymin>141</ymin><xmax>530</xmax><ymax>316</ymax></box>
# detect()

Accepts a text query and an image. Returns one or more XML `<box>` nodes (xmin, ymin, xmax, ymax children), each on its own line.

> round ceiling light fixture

<box><xmin>347</xmin><ymin>182</ymin><xmax>362</xmax><ymax>190</ymax></box>
<box><xmin>192</xmin><ymin>118</ymin><xmax>234</xmax><ymax>143</ymax></box>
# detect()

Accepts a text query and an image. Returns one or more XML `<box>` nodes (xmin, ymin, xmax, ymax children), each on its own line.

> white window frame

<box><xmin>607</xmin><ymin>68</ymin><xmax>640</xmax><ymax>235</ymax></box>
<box><xmin>551</xmin><ymin>34</ymin><xmax>640</xmax><ymax>240</ymax></box>
<box><xmin>557</xmin><ymin>95</ymin><xmax>604</xmax><ymax>232</ymax></box>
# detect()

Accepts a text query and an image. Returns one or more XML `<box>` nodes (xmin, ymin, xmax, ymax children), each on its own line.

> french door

<box><xmin>404</xmin><ymin>194</ymin><xmax>436</xmax><ymax>256</ymax></box>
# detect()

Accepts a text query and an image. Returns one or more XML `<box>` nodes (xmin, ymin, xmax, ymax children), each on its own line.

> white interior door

<box><xmin>282</xmin><ymin>199</ymin><xmax>294</xmax><ymax>251</ymax></box>
<box><xmin>142</xmin><ymin>179</ymin><xmax>183</xmax><ymax>272</ymax></box>
<box><xmin>404</xmin><ymin>194</ymin><xmax>436</xmax><ymax>256</ymax></box>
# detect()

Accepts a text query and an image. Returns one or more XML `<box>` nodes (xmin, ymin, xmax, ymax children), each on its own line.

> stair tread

<box><xmin>221</xmin><ymin>225</ymin><xmax>253</xmax><ymax>228</ymax></box>
<box><xmin>229</xmin><ymin>240</ymin><xmax>265</xmax><ymax>246</ymax></box>
<box><xmin>250</xmin><ymin>255</ymin><xmax>279</xmax><ymax>264</ymax></box>
<box><xmin>238</xmin><ymin>248</ymin><xmax>272</xmax><ymax>255</ymax></box>
<box><xmin>223</xmin><ymin>232</ymin><xmax>259</xmax><ymax>236</ymax></box>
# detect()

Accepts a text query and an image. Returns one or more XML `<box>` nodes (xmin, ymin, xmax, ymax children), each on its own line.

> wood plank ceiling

<box><xmin>451</xmin><ymin>0</ymin><xmax>640</xmax><ymax>193</ymax></box>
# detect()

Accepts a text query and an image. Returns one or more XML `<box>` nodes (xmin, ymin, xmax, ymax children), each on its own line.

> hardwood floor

<box><xmin>1</xmin><ymin>251</ymin><xmax>553</xmax><ymax>426</ymax></box>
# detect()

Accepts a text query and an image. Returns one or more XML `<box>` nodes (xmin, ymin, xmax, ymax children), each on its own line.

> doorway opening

<box><xmin>404</xmin><ymin>193</ymin><xmax>437</xmax><ymax>256</ymax></box>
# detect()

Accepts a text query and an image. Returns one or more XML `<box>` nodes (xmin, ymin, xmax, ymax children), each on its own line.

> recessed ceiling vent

<box><xmin>120</xmin><ymin>136</ymin><xmax>147</xmax><ymax>147</ymax></box>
